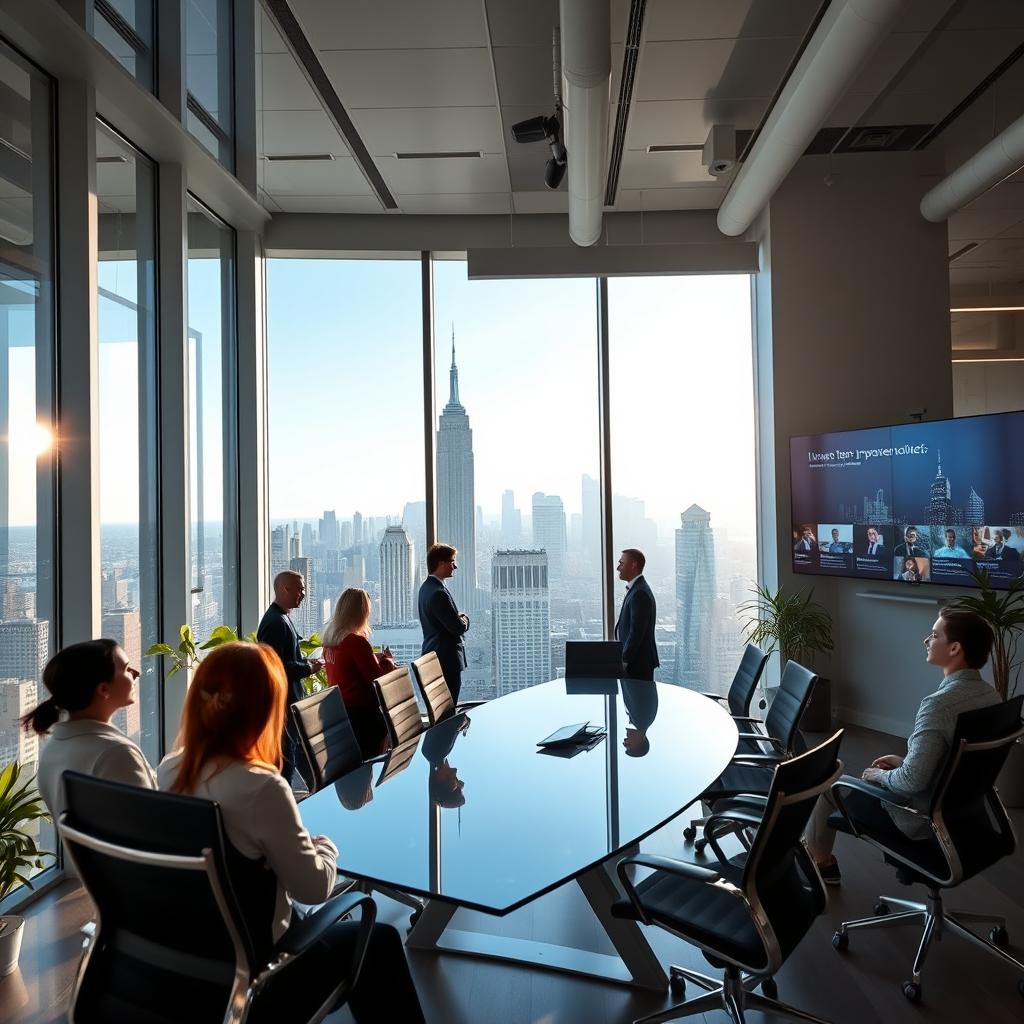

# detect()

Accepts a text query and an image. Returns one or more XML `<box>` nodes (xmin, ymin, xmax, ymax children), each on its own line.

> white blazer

<box><xmin>157</xmin><ymin>753</ymin><xmax>338</xmax><ymax>939</ymax></box>
<box><xmin>36</xmin><ymin>718</ymin><xmax>156</xmax><ymax>826</ymax></box>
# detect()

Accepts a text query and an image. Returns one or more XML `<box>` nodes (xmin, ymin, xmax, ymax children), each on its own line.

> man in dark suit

<box><xmin>257</xmin><ymin>570</ymin><xmax>322</xmax><ymax>788</ymax></box>
<box><xmin>614</xmin><ymin>548</ymin><xmax>659</xmax><ymax>681</ymax></box>
<box><xmin>990</xmin><ymin>529</ymin><xmax>1020</xmax><ymax>561</ymax></box>
<box><xmin>862</xmin><ymin>526</ymin><xmax>885</xmax><ymax>558</ymax></box>
<box><xmin>894</xmin><ymin>526</ymin><xmax>928</xmax><ymax>557</ymax></box>
<box><xmin>418</xmin><ymin>543</ymin><xmax>470</xmax><ymax>703</ymax></box>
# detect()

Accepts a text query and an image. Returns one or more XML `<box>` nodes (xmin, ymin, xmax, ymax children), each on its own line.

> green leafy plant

<box><xmin>0</xmin><ymin>761</ymin><xmax>54</xmax><ymax>926</ymax></box>
<box><xmin>146</xmin><ymin>625</ymin><xmax>326</xmax><ymax>693</ymax></box>
<box><xmin>948</xmin><ymin>569</ymin><xmax>1024</xmax><ymax>702</ymax></box>
<box><xmin>740</xmin><ymin>582</ymin><xmax>834</xmax><ymax>666</ymax></box>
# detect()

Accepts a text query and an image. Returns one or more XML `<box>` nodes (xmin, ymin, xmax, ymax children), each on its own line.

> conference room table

<box><xmin>300</xmin><ymin>677</ymin><xmax>738</xmax><ymax>990</ymax></box>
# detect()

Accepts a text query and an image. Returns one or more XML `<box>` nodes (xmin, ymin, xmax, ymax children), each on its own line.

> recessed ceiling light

<box><xmin>646</xmin><ymin>144</ymin><xmax>702</xmax><ymax>153</ymax></box>
<box><xmin>96</xmin><ymin>155</ymin><xmax>129</xmax><ymax>164</ymax></box>
<box><xmin>264</xmin><ymin>153</ymin><xmax>336</xmax><ymax>162</ymax></box>
<box><xmin>950</xmin><ymin>306</ymin><xmax>1024</xmax><ymax>312</ymax></box>
<box><xmin>952</xmin><ymin>356</ymin><xmax>1024</xmax><ymax>363</ymax></box>
<box><xmin>394</xmin><ymin>151</ymin><xmax>482</xmax><ymax>160</ymax></box>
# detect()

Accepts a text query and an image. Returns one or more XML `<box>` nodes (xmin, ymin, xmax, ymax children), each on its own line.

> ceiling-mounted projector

<box><xmin>702</xmin><ymin>124</ymin><xmax>736</xmax><ymax>177</ymax></box>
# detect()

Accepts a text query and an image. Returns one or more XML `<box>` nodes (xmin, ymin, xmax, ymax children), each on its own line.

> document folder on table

<box><xmin>537</xmin><ymin>722</ymin><xmax>606</xmax><ymax>749</ymax></box>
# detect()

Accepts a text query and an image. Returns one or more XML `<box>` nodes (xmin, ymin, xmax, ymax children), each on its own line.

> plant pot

<box><xmin>0</xmin><ymin>915</ymin><xmax>25</xmax><ymax>977</ymax></box>
<box><xmin>996</xmin><ymin>736</ymin><xmax>1024</xmax><ymax>809</ymax></box>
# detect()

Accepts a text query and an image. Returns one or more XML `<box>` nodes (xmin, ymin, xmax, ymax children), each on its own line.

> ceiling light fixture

<box><xmin>951</xmin><ymin>356</ymin><xmax>1024</xmax><ymax>363</ymax></box>
<box><xmin>950</xmin><ymin>306</ymin><xmax>1024</xmax><ymax>313</ymax></box>
<box><xmin>264</xmin><ymin>153</ymin><xmax>335</xmax><ymax>162</ymax></box>
<box><xmin>394</xmin><ymin>151</ymin><xmax>482</xmax><ymax>160</ymax></box>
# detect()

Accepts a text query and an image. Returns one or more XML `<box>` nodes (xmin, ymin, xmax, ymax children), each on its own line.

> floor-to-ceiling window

<box><xmin>0</xmin><ymin>41</ymin><xmax>56</xmax><ymax>886</ymax></box>
<box><xmin>96</xmin><ymin>121</ymin><xmax>159</xmax><ymax>762</ymax></box>
<box><xmin>265</xmin><ymin>258</ymin><xmax>425</xmax><ymax>653</ymax></box>
<box><xmin>432</xmin><ymin>261</ymin><xmax>602</xmax><ymax>698</ymax></box>
<box><xmin>92</xmin><ymin>0</ymin><xmax>155</xmax><ymax>90</ymax></box>
<box><xmin>186</xmin><ymin>0</ymin><xmax>234</xmax><ymax>168</ymax></box>
<box><xmin>186</xmin><ymin>197</ymin><xmax>238</xmax><ymax>637</ymax></box>
<box><xmin>608</xmin><ymin>275</ymin><xmax>757</xmax><ymax>695</ymax></box>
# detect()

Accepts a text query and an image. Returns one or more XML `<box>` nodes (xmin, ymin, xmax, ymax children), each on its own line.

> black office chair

<box><xmin>374</xmin><ymin>666</ymin><xmax>425</xmax><ymax>746</ymax></box>
<box><xmin>614</xmin><ymin>731</ymin><xmax>844</xmax><ymax>1024</ymax></box>
<box><xmin>409</xmin><ymin>652</ymin><xmax>485</xmax><ymax>727</ymax></box>
<box><xmin>291</xmin><ymin>687</ymin><xmax>424</xmax><ymax>922</ymax></box>
<box><xmin>683</xmin><ymin>659</ymin><xmax>818</xmax><ymax>846</ymax></box>
<box><xmin>291</xmin><ymin>687</ymin><xmax>364</xmax><ymax>793</ymax></box>
<box><xmin>831</xmin><ymin>695</ymin><xmax>1024</xmax><ymax>1003</ymax></box>
<box><xmin>565</xmin><ymin>640</ymin><xmax>625</xmax><ymax>679</ymax></box>
<box><xmin>59</xmin><ymin>771</ymin><xmax>375</xmax><ymax>1024</ymax></box>
<box><xmin>701</xmin><ymin>643</ymin><xmax>770</xmax><ymax>721</ymax></box>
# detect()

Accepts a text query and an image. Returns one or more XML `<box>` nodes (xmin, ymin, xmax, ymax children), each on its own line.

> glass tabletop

<box><xmin>300</xmin><ymin>678</ymin><xmax>738</xmax><ymax>915</ymax></box>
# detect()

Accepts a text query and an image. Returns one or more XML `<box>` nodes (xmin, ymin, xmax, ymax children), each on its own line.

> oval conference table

<box><xmin>300</xmin><ymin>677</ymin><xmax>738</xmax><ymax>991</ymax></box>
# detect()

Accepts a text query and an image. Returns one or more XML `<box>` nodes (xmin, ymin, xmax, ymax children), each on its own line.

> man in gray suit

<box><xmin>418</xmin><ymin>543</ymin><xmax>470</xmax><ymax>703</ymax></box>
<box><xmin>614</xmin><ymin>548</ymin><xmax>659</xmax><ymax>681</ymax></box>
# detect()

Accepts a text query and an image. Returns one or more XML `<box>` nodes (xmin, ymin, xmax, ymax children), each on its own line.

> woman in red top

<box><xmin>322</xmin><ymin>588</ymin><xmax>396</xmax><ymax>757</ymax></box>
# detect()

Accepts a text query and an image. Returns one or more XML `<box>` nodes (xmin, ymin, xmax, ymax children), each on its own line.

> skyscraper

<box><xmin>927</xmin><ymin>451</ymin><xmax>954</xmax><ymax>525</ymax></box>
<box><xmin>379</xmin><ymin>526</ymin><xmax>414</xmax><ymax>625</ymax></box>
<box><xmin>0</xmin><ymin>678</ymin><xmax>39</xmax><ymax>769</ymax></box>
<box><xmin>0</xmin><ymin>619</ymin><xmax>49</xmax><ymax>685</ymax></box>
<box><xmin>270</xmin><ymin>525</ymin><xmax>290</xmax><ymax>576</ymax></box>
<box><xmin>492</xmin><ymin>550</ymin><xmax>551</xmax><ymax>695</ymax></box>
<box><xmin>436</xmin><ymin>335</ymin><xmax>477</xmax><ymax>610</ymax></box>
<box><xmin>352</xmin><ymin>511</ymin><xmax>363</xmax><ymax>546</ymax></box>
<box><xmin>501</xmin><ymin>490</ymin><xmax>521</xmax><ymax>546</ymax></box>
<box><xmin>532</xmin><ymin>493</ymin><xmax>566</xmax><ymax>577</ymax></box>
<box><xmin>863</xmin><ymin>488</ymin><xmax>890</xmax><ymax>523</ymax></box>
<box><xmin>289</xmin><ymin>556</ymin><xmax>317</xmax><ymax>637</ymax></box>
<box><xmin>402</xmin><ymin>501</ymin><xmax>426</xmax><ymax>569</ymax></box>
<box><xmin>319</xmin><ymin>510</ymin><xmax>339</xmax><ymax>548</ymax></box>
<box><xmin>966</xmin><ymin>486</ymin><xmax>985</xmax><ymax>526</ymax></box>
<box><xmin>675</xmin><ymin>505</ymin><xmax>716</xmax><ymax>691</ymax></box>
<box><xmin>581</xmin><ymin>473</ymin><xmax>600</xmax><ymax>560</ymax></box>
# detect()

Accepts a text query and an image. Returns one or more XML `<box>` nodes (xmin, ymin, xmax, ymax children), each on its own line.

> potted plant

<box><xmin>147</xmin><ymin>624</ymin><xmax>328</xmax><ymax>694</ymax></box>
<box><xmin>0</xmin><ymin>761</ymin><xmax>54</xmax><ymax>976</ymax></box>
<box><xmin>740</xmin><ymin>583</ymin><xmax>835</xmax><ymax>729</ymax></box>
<box><xmin>949</xmin><ymin>570</ymin><xmax>1024</xmax><ymax>806</ymax></box>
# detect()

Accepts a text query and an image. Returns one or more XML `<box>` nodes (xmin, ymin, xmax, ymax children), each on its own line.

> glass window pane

<box><xmin>266</xmin><ymin>258</ymin><xmax>425</xmax><ymax>657</ymax></box>
<box><xmin>96</xmin><ymin>122</ymin><xmax>159</xmax><ymax>763</ymax></box>
<box><xmin>186</xmin><ymin>0</ymin><xmax>234</xmax><ymax>167</ymax></box>
<box><xmin>608</xmin><ymin>276</ymin><xmax>757</xmax><ymax>695</ymax></box>
<box><xmin>186</xmin><ymin>198</ymin><xmax>238</xmax><ymax>638</ymax></box>
<box><xmin>93</xmin><ymin>0</ymin><xmax>154</xmax><ymax>90</ymax></box>
<box><xmin>432</xmin><ymin>261</ymin><xmax>602</xmax><ymax>698</ymax></box>
<box><xmin>0</xmin><ymin>44</ymin><xmax>56</xmax><ymax>891</ymax></box>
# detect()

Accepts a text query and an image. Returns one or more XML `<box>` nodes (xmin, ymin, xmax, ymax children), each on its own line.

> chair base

<box><xmin>634</xmin><ymin>966</ymin><xmax>830</xmax><ymax>1024</ymax></box>
<box><xmin>835</xmin><ymin>890</ymin><xmax>1024</xmax><ymax>995</ymax></box>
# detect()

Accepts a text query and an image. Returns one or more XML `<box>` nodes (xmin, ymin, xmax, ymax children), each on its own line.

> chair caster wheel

<box><xmin>761</xmin><ymin>977</ymin><xmax>778</xmax><ymax>999</ymax></box>
<box><xmin>669</xmin><ymin>974</ymin><xmax>686</xmax><ymax>998</ymax></box>
<box><xmin>873</xmin><ymin>901</ymin><xmax>890</xmax><ymax>916</ymax></box>
<box><xmin>832</xmin><ymin>931</ymin><xmax>849</xmax><ymax>952</ymax></box>
<box><xmin>902</xmin><ymin>982</ymin><xmax>921</xmax><ymax>1003</ymax></box>
<box><xmin>683</xmin><ymin>825</ymin><xmax>697</xmax><ymax>842</ymax></box>
<box><xmin>693</xmin><ymin>839</ymin><xmax>707</xmax><ymax>854</ymax></box>
<box><xmin>990</xmin><ymin>926</ymin><xmax>1009</xmax><ymax>948</ymax></box>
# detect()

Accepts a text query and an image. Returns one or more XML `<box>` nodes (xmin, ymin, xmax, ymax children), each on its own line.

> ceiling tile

<box><xmin>262</xmin><ymin>156</ymin><xmax>374</xmax><ymax>195</ymax></box>
<box><xmin>637</xmin><ymin>37</ymin><xmax>798</xmax><ymax>101</ymax></box>
<box><xmin>350</xmin><ymin>106</ymin><xmax>505</xmax><ymax>156</ymax></box>
<box><xmin>948</xmin><ymin>208</ymin><xmax>1024</xmax><ymax>241</ymax></box>
<box><xmin>259</xmin><ymin>110</ymin><xmax>346</xmax><ymax>155</ymax></box>
<box><xmin>290</xmin><ymin>0</ymin><xmax>488</xmax><ymax>49</ymax></box>
<box><xmin>486</xmin><ymin>0</ymin><xmax>559</xmax><ymax>46</ymax></box>
<box><xmin>257</xmin><ymin>7</ymin><xmax>287</xmax><ymax>53</ymax></box>
<box><xmin>644</xmin><ymin>0</ymin><xmax>819</xmax><ymax>41</ymax></box>
<box><xmin>618</xmin><ymin>149</ymin><xmax>723</xmax><ymax>189</ymax></box>
<box><xmin>320</xmin><ymin>48</ymin><xmax>495</xmax><ymax>108</ymax></box>
<box><xmin>258</xmin><ymin>52</ymin><xmax>321</xmax><ymax>110</ymax></box>
<box><xmin>512</xmin><ymin>190</ymin><xmax>569</xmax><ymax>214</ymax></box>
<box><xmin>375</xmin><ymin>153</ymin><xmax>510</xmax><ymax>194</ymax></box>
<box><xmin>492</xmin><ymin>44</ymin><xmax>560</xmax><ymax>108</ymax></box>
<box><xmin>626</xmin><ymin>98</ymin><xmax>767</xmax><ymax>149</ymax></box>
<box><xmin>268</xmin><ymin>195</ymin><xmax>386</xmax><ymax>213</ymax></box>
<box><xmin>397</xmin><ymin>193</ymin><xmax>511</xmax><ymax>214</ymax></box>
<box><xmin>639</xmin><ymin>186</ymin><xmax>727</xmax><ymax>211</ymax></box>
<box><xmin>946</xmin><ymin>0</ymin><xmax>1024</xmax><ymax>30</ymax></box>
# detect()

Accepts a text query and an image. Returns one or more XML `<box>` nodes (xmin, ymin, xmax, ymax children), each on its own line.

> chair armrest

<box><xmin>711</xmin><ymin>794</ymin><xmax>769</xmax><ymax>811</ymax></box>
<box><xmin>736</xmin><ymin>732</ymin><xmax>784</xmax><ymax>748</ymax></box>
<box><xmin>730</xmin><ymin>753</ymin><xmax>784</xmax><ymax>765</ymax></box>
<box><xmin>275</xmin><ymin>889</ymin><xmax>376</xmax><ymax>958</ymax></box>
<box><xmin>619</xmin><ymin>853</ymin><xmax>722</xmax><ymax>883</ymax></box>
<box><xmin>731</xmin><ymin>715</ymin><xmax>765</xmax><ymax>725</ymax></box>
<box><xmin>703</xmin><ymin>806</ymin><xmax>764</xmax><ymax>862</ymax></box>
<box><xmin>700</xmin><ymin>692</ymin><xmax>730</xmax><ymax>703</ymax></box>
<box><xmin>831</xmin><ymin>775</ymin><xmax>917</xmax><ymax>811</ymax></box>
<box><xmin>455</xmin><ymin>700</ymin><xmax>487</xmax><ymax>712</ymax></box>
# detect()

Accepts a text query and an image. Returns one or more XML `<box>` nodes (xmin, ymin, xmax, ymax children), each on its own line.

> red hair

<box><xmin>168</xmin><ymin>642</ymin><xmax>286</xmax><ymax>794</ymax></box>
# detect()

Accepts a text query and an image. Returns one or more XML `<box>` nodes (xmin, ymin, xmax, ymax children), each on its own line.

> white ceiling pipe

<box><xmin>717</xmin><ymin>0</ymin><xmax>906</xmax><ymax>237</ymax></box>
<box><xmin>560</xmin><ymin>0</ymin><xmax>610</xmax><ymax>247</ymax></box>
<box><xmin>921</xmin><ymin>110</ymin><xmax>1024</xmax><ymax>222</ymax></box>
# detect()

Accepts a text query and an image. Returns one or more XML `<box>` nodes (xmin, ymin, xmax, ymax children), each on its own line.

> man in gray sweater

<box><xmin>806</xmin><ymin>607</ymin><xmax>998</xmax><ymax>885</ymax></box>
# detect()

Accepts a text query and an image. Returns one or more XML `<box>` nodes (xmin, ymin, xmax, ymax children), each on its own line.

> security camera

<box><xmin>511</xmin><ymin>114</ymin><xmax>566</xmax><ymax>190</ymax></box>
<box><xmin>702</xmin><ymin>124</ymin><xmax>736</xmax><ymax>177</ymax></box>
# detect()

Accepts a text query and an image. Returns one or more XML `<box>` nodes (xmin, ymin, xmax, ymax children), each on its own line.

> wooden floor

<box><xmin>3</xmin><ymin>725</ymin><xmax>1022</xmax><ymax>1024</ymax></box>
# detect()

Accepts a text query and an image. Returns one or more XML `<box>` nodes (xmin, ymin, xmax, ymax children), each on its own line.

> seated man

<box><xmin>805</xmin><ymin>608</ymin><xmax>998</xmax><ymax>885</ymax></box>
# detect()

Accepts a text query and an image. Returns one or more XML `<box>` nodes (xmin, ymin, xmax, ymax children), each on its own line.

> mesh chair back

<box><xmin>727</xmin><ymin>643</ymin><xmax>770</xmax><ymax>717</ymax></box>
<box><xmin>929</xmin><ymin>694</ymin><xmax>1023</xmax><ymax>880</ymax></box>
<box><xmin>291</xmin><ymin>686</ymin><xmax>363</xmax><ymax>792</ymax></box>
<box><xmin>61</xmin><ymin>772</ymin><xmax>277</xmax><ymax>1024</ymax></box>
<box><xmin>374</xmin><ymin>666</ymin><xmax>424</xmax><ymax>746</ymax></box>
<box><xmin>764</xmin><ymin>660</ymin><xmax>818</xmax><ymax>753</ymax></box>
<box><xmin>742</xmin><ymin>730</ymin><xmax>844</xmax><ymax>962</ymax></box>
<box><xmin>565</xmin><ymin>640</ymin><xmax>624</xmax><ymax>679</ymax></box>
<box><xmin>410</xmin><ymin>652</ymin><xmax>455</xmax><ymax>725</ymax></box>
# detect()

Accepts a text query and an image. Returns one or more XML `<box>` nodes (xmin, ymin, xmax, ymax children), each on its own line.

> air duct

<box><xmin>716</xmin><ymin>0</ymin><xmax>906</xmax><ymax>238</ymax></box>
<box><xmin>560</xmin><ymin>0</ymin><xmax>610</xmax><ymax>247</ymax></box>
<box><xmin>920</xmin><ymin>110</ymin><xmax>1024</xmax><ymax>222</ymax></box>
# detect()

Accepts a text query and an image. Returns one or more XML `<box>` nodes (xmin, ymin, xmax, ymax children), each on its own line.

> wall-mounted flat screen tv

<box><xmin>790</xmin><ymin>411</ymin><xmax>1024</xmax><ymax>590</ymax></box>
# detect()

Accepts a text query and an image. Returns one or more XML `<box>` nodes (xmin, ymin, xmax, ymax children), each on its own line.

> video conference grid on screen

<box><xmin>790</xmin><ymin>411</ymin><xmax>1024</xmax><ymax>590</ymax></box>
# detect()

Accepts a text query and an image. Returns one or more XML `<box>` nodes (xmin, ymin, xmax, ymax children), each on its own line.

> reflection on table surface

<box><xmin>300</xmin><ymin>678</ymin><xmax>737</xmax><ymax>915</ymax></box>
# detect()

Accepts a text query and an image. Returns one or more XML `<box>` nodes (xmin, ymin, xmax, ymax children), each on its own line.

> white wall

<box><xmin>953</xmin><ymin>361</ymin><xmax>1024</xmax><ymax>416</ymax></box>
<box><xmin>760</xmin><ymin>154</ymin><xmax>960</xmax><ymax>735</ymax></box>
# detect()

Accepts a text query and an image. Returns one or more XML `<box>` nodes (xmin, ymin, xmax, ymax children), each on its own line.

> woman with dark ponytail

<box><xmin>25</xmin><ymin>639</ymin><xmax>156</xmax><ymax>822</ymax></box>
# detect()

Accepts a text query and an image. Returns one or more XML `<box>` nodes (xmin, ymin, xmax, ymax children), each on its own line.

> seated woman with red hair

<box><xmin>158</xmin><ymin>642</ymin><xmax>423</xmax><ymax>1023</ymax></box>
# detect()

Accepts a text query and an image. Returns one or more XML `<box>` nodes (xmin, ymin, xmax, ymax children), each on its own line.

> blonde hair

<box><xmin>323</xmin><ymin>588</ymin><xmax>372</xmax><ymax>646</ymax></box>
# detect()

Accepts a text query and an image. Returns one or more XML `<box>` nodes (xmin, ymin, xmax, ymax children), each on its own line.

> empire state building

<box><xmin>437</xmin><ymin>334</ymin><xmax>477</xmax><ymax>609</ymax></box>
